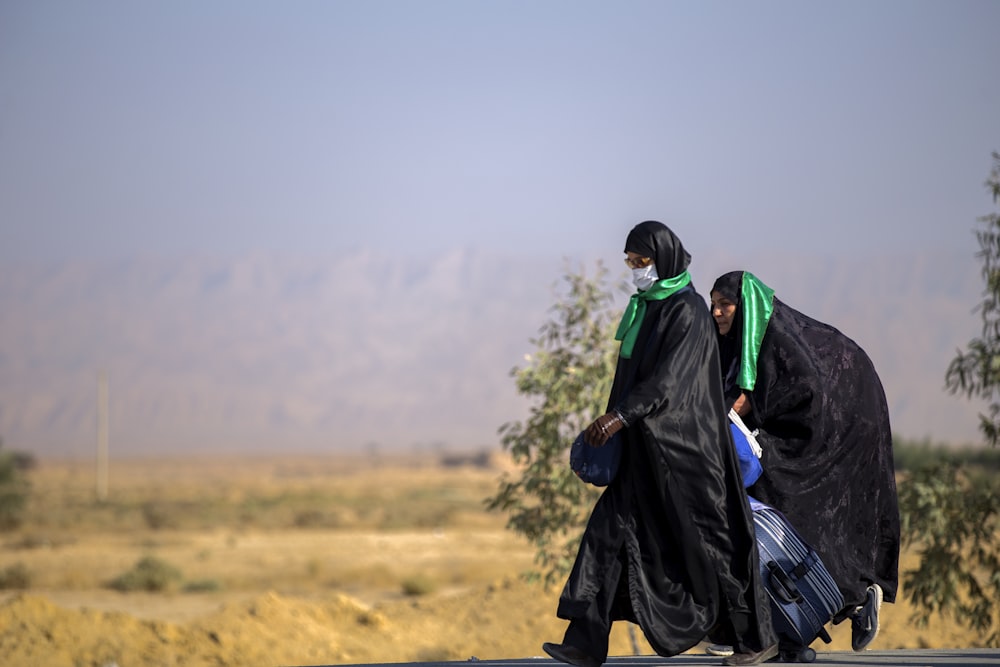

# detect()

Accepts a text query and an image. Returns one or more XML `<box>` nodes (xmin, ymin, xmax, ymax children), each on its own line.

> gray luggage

<box><xmin>750</xmin><ymin>497</ymin><xmax>844</xmax><ymax>663</ymax></box>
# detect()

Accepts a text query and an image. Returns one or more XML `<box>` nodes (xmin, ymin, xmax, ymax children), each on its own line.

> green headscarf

<box><xmin>736</xmin><ymin>271</ymin><xmax>775</xmax><ymax>390</ymax></box>
<box><xmin>615</xmin><ymin>271</ymin><xmax>692</xmax><ymax>358</ymax></box>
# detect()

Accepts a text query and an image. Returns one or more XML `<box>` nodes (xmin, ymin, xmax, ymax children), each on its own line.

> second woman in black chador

<box><xmin>543</xmin><ymin>222</ymin><xmax>777</xmax><ymax>667</ymax></box>
<box><xmin>710</xmin><ymin>270</ymin><xmax>900</xmax><ymax>652</ymax></box>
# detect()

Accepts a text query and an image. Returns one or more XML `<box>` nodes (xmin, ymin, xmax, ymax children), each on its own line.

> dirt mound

<box><xmin>0</xmin><ymin>591</ymin><xmax>383</xmax><ymax>667</ymax></box>
<box><xmin>0</xmin><ymin>593</ymin><xmax>187</xmax><ymax>667</ymax></box>
<box><xmin>0</xmin><ymin>573</ymin><xmax>986</xmax><ymax>667</ymax></box>
<box><xmin>190</xmin><ymin>591</ymin><xmax>390</xmax><ymax>666</ymax></box>
<box><xmin>0</xmin><ymin>579</ymin><xmax>648</xmax><ymax>667</ymax></box>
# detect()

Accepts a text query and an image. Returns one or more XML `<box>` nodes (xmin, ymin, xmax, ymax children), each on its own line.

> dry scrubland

<box><xmin>0</xmin><ymin>453</ymin><xmax>981</xmax><ymax>667</ymax></box>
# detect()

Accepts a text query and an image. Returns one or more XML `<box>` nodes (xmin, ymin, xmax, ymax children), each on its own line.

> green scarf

<box><xmin>737</xmin><ymin>271</ymin><xmax>775</xmax><ymax>391</ymax></box>
<box><xmin>615</xmin><ymin>270</ymin><xmax>692</xmax><ymax>358</ymax></box>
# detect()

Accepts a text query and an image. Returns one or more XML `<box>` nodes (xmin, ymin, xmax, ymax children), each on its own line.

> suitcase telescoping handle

<box><xmin>766</xmin><ymin>560</ymin><xmax>804</xmax><ymax>604</ymax></box>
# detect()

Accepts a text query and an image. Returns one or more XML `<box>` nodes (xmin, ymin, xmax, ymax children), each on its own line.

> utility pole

<box><xmin>96</xmin><ymin>370</ymin><xmax>109</xmax><ymax>502</ymax></box>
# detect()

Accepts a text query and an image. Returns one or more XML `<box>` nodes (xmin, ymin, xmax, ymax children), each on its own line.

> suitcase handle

<box><xmin>766</xmin><ymin>560</ymin><xmax>804</xmax><ymax>604</ymax></box>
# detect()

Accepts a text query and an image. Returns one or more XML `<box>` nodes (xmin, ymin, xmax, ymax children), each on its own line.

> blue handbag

<box><xmin>569</xmin><ymin>430</ymin><xmax>621</xmax><ymax>487</ymax></box>
<box><xmin>568</xmin><ymin>288</ymin><xmax>690</xmax><ymax>487</ymax></box>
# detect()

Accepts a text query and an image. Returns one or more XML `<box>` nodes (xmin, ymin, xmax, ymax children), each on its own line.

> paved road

<box><xmin>321</xmin><ymin>650</ymin><xmax>1000</xmax><ymax>667</ymax></box>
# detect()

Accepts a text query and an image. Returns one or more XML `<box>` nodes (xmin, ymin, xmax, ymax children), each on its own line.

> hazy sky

<box><xmin>2</xmin><ymin>1</ymin><xmax>999</xmax><ymax>266</ymax></box>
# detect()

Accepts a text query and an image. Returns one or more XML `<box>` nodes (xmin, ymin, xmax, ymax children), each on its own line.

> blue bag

<box><xmin>730</xmin><ymin>422</ymin><xmax>763</xmax><ymax>487</ymax></box>
<box><xmin>568</xmin><ymin>288</ymin><xmax>692</xmax><ymax>487</ymax></box>
<box><xmin>569</xmin><ymin>431</ymin><xmax>621</xmax><ymax>487</ymax></box>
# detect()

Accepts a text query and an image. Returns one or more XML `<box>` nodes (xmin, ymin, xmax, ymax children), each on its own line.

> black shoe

<box><xmin>542</xmin><ymin>642</ymin><xmax>602</xmax><ymax>667</ymax></box>
<box><xmin>851</xmin><ymin>583</ymin><xmax>883</xmax><ymax>651</ymax></box>
<box><xmin>721</xmin><ymin>643</ymin><xmax>778</xmax><ymax>666</ymax></box>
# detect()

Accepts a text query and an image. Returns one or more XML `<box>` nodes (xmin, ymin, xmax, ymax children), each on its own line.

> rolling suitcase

<box><xmin>749</xmin><ymin>497</ymin><xmax>844</xmax><ymax>663</ymax></box>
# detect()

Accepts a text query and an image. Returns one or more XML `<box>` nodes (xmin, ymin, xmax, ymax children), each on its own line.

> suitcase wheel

<box><xmin>778</xmin><ymin>647</ymin><xmax>816</xmax><ymax>663</ymax></box>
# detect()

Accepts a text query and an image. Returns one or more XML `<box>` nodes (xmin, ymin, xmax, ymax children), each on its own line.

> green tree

<box><xmin>900</xmin><ymin>152</ymin><xmax>1000</xmax><ymax>647</ymax></box>
<box><xmin>947</xmin><ymin>152</ymin><xmax>1000</xmax><ymax>447</ymax></box>
<box><xmin>485</xmin><ymin>262</ymin><xmax>621</xmax><ymax>586</ymax></box>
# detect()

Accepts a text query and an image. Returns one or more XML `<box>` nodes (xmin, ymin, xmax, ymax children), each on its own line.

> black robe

<box><xmin>557</xmin><ymin>287</ymin><xmax>774</xmax><ymax>655</ymax></box>
<box><xmin>716</xmin><ymin>283</ymin><xmax>900</xmax><ymax>618</ymax></box>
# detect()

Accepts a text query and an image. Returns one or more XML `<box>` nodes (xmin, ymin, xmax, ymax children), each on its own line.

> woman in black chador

<box><xmin>543</xmin><ymin>222</ymin><xmax>777</xmax><ymax>667</ymax></box>
<box><xmin>709</xmin><ymin>270</ymin><xmax>900</xmax><ymax>652</ymax></box>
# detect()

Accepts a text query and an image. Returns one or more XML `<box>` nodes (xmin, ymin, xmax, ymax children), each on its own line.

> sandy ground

<box><xmin>0</xmin><ymin>456</ymin><xmax>984</xmax><ymax>667</ymax></box>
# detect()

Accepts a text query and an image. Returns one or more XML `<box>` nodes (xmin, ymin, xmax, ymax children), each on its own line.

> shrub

<box><xmin>894</xmin><ymin>437</ymin><xmax>1000</xmax><ymax>473</ymax></box>
<box><xmin>400</xmin><ymin>574</ymin><xmax>437</xmax><ymax>596</ymax></box>
<box><xmin>108</xmin><ymin>556</ymin><xmax>183</xmax><ymax>592</ymax></box>
<box><xmin>900</xmin><ymin>463</ymin><xmax>1000</xmax><ymax>646</ymax></box>
<box><xmin>0</xmin><ymin>443</ymin><xmax>31</xmax><ymax>531</ymax></box>
<box><xmin>141</xmin><ymin>501</ymin><xmax>178</xmax><ymax>530</ymax></box>
<box><xmin>0</xmin><ymin>562</ymin><xmax>31</xmax><ymax>589</ymax></box>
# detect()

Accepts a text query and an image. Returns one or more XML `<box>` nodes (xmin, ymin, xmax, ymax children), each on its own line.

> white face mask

<box><xmin>631</xmin><ymin>264</ymin><xmax>659</xmax><ymax>290</ymax></box>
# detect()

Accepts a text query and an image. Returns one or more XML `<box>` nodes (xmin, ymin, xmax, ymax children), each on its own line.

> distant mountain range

<box><xmin>0</xmin><ymin>248</ymin><xmax>986</xmax><ymax>458</ymax></box>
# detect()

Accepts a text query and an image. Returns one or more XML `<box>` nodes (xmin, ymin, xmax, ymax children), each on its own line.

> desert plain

<box><xmin>0</xmin><ymin>452</ymin><xmax>983</xmax><ymax>667</ymax></box>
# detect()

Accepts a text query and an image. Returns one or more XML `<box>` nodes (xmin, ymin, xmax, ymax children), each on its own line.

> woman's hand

<box><xmin>732</xmin><ymin>392</ymin><xmax>751</xmax><ymax>417</ymax></box>
<box><xmin>584</xmin><ymin>413</ymin><xmax>625</xmax><ymax>446</ymax></box>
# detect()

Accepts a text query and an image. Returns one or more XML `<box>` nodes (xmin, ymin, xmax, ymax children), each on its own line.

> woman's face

<box><xmin>710</xmin><ymin>291</ymin><xmax>737</xmax><ymax>335</ymax></box>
